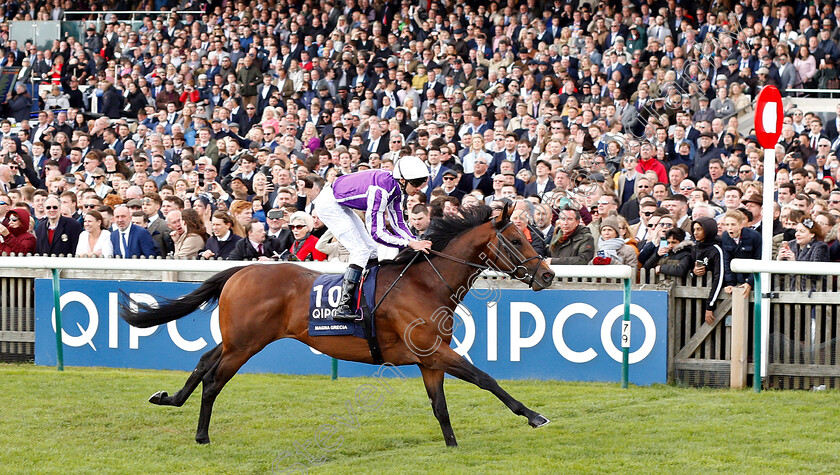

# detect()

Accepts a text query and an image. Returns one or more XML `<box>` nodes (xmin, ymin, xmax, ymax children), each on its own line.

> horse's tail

<box><xmin>120</xmin><ymin>266</ymin><xmax>248</xmax><ymax>328</ymax></box>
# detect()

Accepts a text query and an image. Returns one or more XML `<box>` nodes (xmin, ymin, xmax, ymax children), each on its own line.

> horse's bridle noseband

<box><xmin>373</xmin><ymin>221</ymin><xmax>549</xmax><ymax>313</ymax></box>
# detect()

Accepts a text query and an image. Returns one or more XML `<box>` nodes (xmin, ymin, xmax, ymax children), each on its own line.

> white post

<box><xmin>759</xmin><ymin>147</ymin><xmax>776</xmax><ymax>380</ymax></box>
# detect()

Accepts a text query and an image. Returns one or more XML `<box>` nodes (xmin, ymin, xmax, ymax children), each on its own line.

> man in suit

<box><xmin>362</xmin><ymin>119</ymin><xmax>389</xmax><ymax>158</ymax></box>
<box><xmin>35</xmin><ymin>196</ymin><xmax>83</xmax><ymax>255</ymax></box>
<box><xmin>424</xmin><ymin>148</ymin><xmax>451</xmax><ymax>193</ymax></box>
<box><xmin>110</xmin><ymin>204</ymin><xmax>159</xmax><ymax>258</ymax></box>
<box><xmin>256</xmin><ymin>74</ymin><xmax>278</xmax><ymax>115</ymax></box>
<box><xmin>523</xmin><ymin>159</ymin><xmax>556</xmax><ymax>199</ymax></box>
<box><xmin>439</xmin><ymin>169</ymin><xmax>466</xmax><ymax>200</ymax></box>
<box><xmin>227</xmin><ymin>221</ymin><xmax>283</xmax><ymax>260</ymax></box>
<box><xmin>138</xmin><ymin>195</ymin><xmax>171</xmax><ymax>256</ymax></box>
<box><xmin>457</xmin><ymin>156</ymin><xmax>494</xmax><ymax>197</ymax></box>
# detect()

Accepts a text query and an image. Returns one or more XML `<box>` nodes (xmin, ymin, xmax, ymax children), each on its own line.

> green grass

<box><xmin>2</xmin><ymin>364</ymin><xmax>840</xmax><ymax>474</ymax></box>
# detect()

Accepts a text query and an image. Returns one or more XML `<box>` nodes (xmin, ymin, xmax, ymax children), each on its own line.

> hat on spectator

<box><xmin>715</xmin><ymin>74</ymin><xmax>728</xmax><ymax>82</ymax></box>
<box><xmin>589</xmin><ymin>172</ymin><xmax>606</xmax><ymax>183</ymax></box>
<box><xmin>127</xmin><ymin>198</ymin><xmax>143</xmax><ymax>208</ymax></box>
<box><xmin>742</xmin><ymin>193</ymin><xmax>763</xmax><ymax>206</ymax></box>
<box><xmin>600</xmin><ymin>213</ymin><xmax>621</xmax><ymax>235</ymax></box>
<box><xmin>442</xmin><ymin>169</ymin><xmax>458</xmax><ymax>178</ymax></box>
<box><xmin>757</xmin><ymin>67</ymin><xmax>770</xmax><ymax>75</ymax></box>
<box><xmin>198</xmin><ymin>74</ymin><xmax>207</xmax><ymax>80</ymax></box>
<box><xmin>726</xmin><ymin>59</ymin><xmax>737</xmax><ymax>66</ymax></box>
<box><xmin>451</xmin><ymin>106</ymin><xmax>462</xmax><ymax>113</ymax></box>
<box><xmin>698</xmin><ymin>96</ymin><xmax>710</xmax><ymax>102</ymax></box>
<box><xmin>228</xmin><ymin>122</ymin><xmax>240</xmax><ymax>130</ymax></box>
<box><xmin>700</xmin><ymin>131</ymin><xmax>714</xmax><ymax>138</ymax></box>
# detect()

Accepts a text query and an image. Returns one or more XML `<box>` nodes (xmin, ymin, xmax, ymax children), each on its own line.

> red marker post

<box><xmin>753</xmin><ymin>85</ymin><xmax>783</xmax><ymax>393</ymax></box>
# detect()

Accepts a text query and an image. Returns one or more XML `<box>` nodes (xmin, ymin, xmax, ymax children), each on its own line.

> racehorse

<box><xmin>120</xmin><ymin>204</ymin><xmax>556</xmax><ymax>446</ymax></box>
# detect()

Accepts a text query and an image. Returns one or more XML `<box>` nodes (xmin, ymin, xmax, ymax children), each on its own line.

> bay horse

<box><xmin>120</xmin><ymin>204</ymin><xmax>556</xmax><ymax>446</ymax></box>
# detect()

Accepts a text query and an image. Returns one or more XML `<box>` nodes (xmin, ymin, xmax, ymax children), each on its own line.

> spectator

<box><xmin>592</xmin><ymin>212</ymin><xmax>637</xmax><ymax>267</ymax></box>
<box><xmin>692</xmin><ymin>217</ymin><xmax>726</xmax><ymax>325</ymax></box>
<box><xmin>35</xmin><ymin>195</ymin><xmax>82</xmax><ymax>255</ymax></box>
<box><xmin>200</xmin><ymin>211</ymin><xmax>241</xmax><ymax>260</ymax></box>
<box><xmin>285</xmin><ymin>211</ymin><xmax>326</xmax><ymax>262</ymax></box>
<box><xmin>167</xmin><ymin>209</ymin><xmax>205</xmax><ymax>259</ymax></box>
<box><xmin>0</xmin><ymin>208</ymin><xmax>35</xmax><ymax>255</ymax></box>
<box><xmin>75</xmin><ymin>210</ymin><xmax>113</xmax><ymax>257</ymax></box>
<box><xmin>228</xmin><ymin>221</ymin><xmax>281</xmax><ymax>261</ymax></box>
<box><xmin>110</xmin><ymin>204</ymin><xmax>158</xmax><ymax>258</ymax></box>
<box><xmin>642</xmin><ymin>227</ymin><xmax>692</xmax><ymax>278</ymax></box>
<box><xmin>511</xmin><ymin>207</ymin><xmax>546</xmax><ymax>258</ymax></box>
<box><xmin>547</xmin><ymin>206</ymin><xmax>594</xmax><ymax>265</ymax></box>
<box><xmin>722</xmin><ymin>210</ymin><xmax>762</xmax><ymax>293</ymax></box>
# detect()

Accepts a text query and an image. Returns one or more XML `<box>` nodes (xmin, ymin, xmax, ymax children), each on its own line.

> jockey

<box><xmin>314</xmin><ymin>156</ymin><xmax>433</xmax><ymax>321</ymax></box>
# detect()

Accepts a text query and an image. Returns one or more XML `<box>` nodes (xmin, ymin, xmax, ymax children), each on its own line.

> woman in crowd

<box><xmin>228</xmin><ymin>200</ymin><xmax>253</xmax><ymax>238</ymax></box>
<box><xmin>0</xmin><ymin>208</ymin><xmax>35</xmax><ymax>255</ymax></box>
<box><xmin>286</xmin><ymin>211</ymin><xmax>326</xmax><ymax>261</ymax></box>
<box><xmin>778</xmin><ymin>214</ymin><xmax>830</xmax><ymax>290</ymax></box>
<box><xmin>814</xmin><ymin>211</ymin><xmax>840</xmax><ymax>261</ymax></box>
<box><xmin>461</xmin><ymin>134</ymin><xmax>493</xmax><ymax>174</ymax></box>
<box><xmin>591</xmin><ymin>213</ymin><xmax>637</xmax><ymax>267</ymax></box>
<box><xmin>75</xmin><ymin>210</ymin><xmax>113</xmax><ymax>257</ymax></box>
<box><xmin>511</xmin><ymin>208</ymin><xmax>547</xmax><ymax>257</ymax></box>
<box><xmin>170</xmin><ymin>208</ymin><xmax>206</xmax><ymax>259</ymax></box>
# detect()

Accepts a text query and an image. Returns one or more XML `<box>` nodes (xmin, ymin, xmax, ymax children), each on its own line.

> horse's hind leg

<box><xmin>425</xmin><ymin>348</ymin><xmax>549</xmax><ymax>429</ymax></box>
<box><xmin>194</xmin><ymin>348</ymin><xmax>253</xmax><ymax>444</ymax></box>
<box><xmin>419</xmin><ymin>366</ymin><xmax>458</xmax><ymax>447</ymax></box>
<box><xmin>150</xmin><ymin>344</ymin><xmax>222</xmax><ymax>407</ymax></box>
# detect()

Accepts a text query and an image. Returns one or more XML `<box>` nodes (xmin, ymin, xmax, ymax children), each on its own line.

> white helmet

<box><xmin>392</xmin><ymin>156</ymin><xmax>430</xmax><ymax>181</ymax></box>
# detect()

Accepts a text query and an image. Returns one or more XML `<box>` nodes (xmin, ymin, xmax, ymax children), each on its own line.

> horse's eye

<box><xmin>511</xmin><ymin>239</ymin><xmax>522</xmax><ymax>245</ymax></box>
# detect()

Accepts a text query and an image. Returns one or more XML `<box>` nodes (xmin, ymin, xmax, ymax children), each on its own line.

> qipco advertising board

<box><xmin>35</xmin><ymin>279</ymin><xmax>668</xmax><ymax>385</ymax></box>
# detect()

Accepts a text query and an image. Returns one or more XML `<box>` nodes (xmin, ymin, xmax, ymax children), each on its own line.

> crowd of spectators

<box><xmin>0</xmin><ymin>0</ymin><xmax>838</xmax><ymax>316</ymax></box>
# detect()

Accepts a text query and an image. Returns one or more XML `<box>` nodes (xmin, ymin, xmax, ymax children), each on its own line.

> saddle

<box><xmin>308</xmin><ymin>266</ymin><xmax>383</xmax><ymax>364</ymax></box>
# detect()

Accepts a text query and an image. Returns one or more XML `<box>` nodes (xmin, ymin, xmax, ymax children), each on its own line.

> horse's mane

<box><xmin>383</xmin><ymin>205</ymin><xmax>494</xmax><ymax>266</ymax></box>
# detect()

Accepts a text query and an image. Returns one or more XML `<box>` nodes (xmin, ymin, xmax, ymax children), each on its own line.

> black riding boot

<box><xmin>332</xmin><ymin>264</ymin><xmax>363</xmax><ymax>322</ymax></box>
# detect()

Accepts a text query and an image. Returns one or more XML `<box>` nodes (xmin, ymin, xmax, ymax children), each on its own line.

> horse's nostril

<box><xmin>542</xmin><ymin>272</ymin><xmax>554</xmax><ymax>282</ymax></box>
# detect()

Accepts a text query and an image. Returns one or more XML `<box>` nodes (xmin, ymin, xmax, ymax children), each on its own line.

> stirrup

<box><xmin>332</xmin><ymin>306</ymin><xmax>360</xmax><ymax>322</ymax></box>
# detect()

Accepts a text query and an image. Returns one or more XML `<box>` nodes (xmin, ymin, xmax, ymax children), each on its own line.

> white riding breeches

<box><xmin>314</xmin><ymin>185</ymin><xmax>379</xmax><ymax>268</ymax></box>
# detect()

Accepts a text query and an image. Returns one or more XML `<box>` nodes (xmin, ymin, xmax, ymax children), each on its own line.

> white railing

<box><xmin>730</xmin><ymin>258</ymin><xmax>840</xmax><ymax>392</ymax></box>
<box><xmin>0</xmin><ymin>256</ymin><xmax>633</xmax><ymax>279</ymax></box>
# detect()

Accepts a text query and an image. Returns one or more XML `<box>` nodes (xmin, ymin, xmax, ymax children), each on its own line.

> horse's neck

<box><xmin>427</xmin><ymin>240</ymin><xmax>492</xmax><ymax>306</ymax></box>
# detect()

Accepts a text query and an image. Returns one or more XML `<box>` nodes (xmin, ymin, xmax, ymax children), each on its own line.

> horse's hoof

<box><xmin>149</xmin><ymin>390</ymin><xmax>168</xmax><ymax>405</ymax></box>
<box><xmin>529</xmin><ymin>414</ymin><xmax>550</xmax><ymax>428</ymax></box>
<box><xmin>196</xmin><ymin>436</ymin><xmax>210</xmax><ymax>445</ymax></box>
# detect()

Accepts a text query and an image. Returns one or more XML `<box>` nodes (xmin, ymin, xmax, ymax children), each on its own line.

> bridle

<box><xmin>424</xmin><ymin>221</ymin><xmax>545</xmax><ymax>293</ymax></box>
<box><xmin>372</xmin><ymin>220</ymin><xmax>547</xmax><ymax>313</ymax></box>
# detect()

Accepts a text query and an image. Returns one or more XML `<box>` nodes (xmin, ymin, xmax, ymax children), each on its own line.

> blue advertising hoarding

<box><xmin>35</xmin><ymin>279</ymin><xmax>668</xmax><ymax>384</ymax></box>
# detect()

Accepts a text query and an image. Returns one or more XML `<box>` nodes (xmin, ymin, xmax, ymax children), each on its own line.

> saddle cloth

<box><xmin>308</xmin><ymin>266</ymin><xmax>378</xmax><ymax>337</ymax></box>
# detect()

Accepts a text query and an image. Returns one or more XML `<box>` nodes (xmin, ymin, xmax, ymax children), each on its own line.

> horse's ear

<box><xmin>494</xmin><ymin>202</ymin><xmax>512</xmax><ymax>228</ymax></box>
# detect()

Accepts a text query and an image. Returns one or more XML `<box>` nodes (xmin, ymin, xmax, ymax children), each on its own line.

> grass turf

<box><xmin>2</xmin><ymin>363</ymin><xmax>840</xmax><ymax>474</ymax></box>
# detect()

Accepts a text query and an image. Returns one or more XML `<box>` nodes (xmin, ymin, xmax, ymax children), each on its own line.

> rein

<box><xmin>373</xmin><ymin>222</ymin><xmax>546</xmax><ymax>312</ymax></box>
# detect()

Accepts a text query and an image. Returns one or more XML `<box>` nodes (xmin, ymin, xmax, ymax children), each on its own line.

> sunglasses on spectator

<box><xmin>83</xmin><ymin>204</ymin><xmax>97</xmax><ymax>209</ymax></box>
<box><xmin>45</xmin><ymin>205</ymin><xmax>59</xmax><ymax>210</ymax></box>
<box><xmin>8</xmin><ymin>216</ymin><xmax>18</xmax><ymax>223</ymax></box>
<box><xmin>443</xmin><ymin>176</ymin><xmax>456</xmax><ymax>181</ymax></box>
<box><xmin>289</xmin><ymin>224</ymin><xmax>307</xmax><ymax>230</ymax></box>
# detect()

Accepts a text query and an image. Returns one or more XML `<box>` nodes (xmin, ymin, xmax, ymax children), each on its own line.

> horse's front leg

<box><xmin>421</xmin><ymin>346</ymin><xmax>549</xmax><ymax>428</ymax></box>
